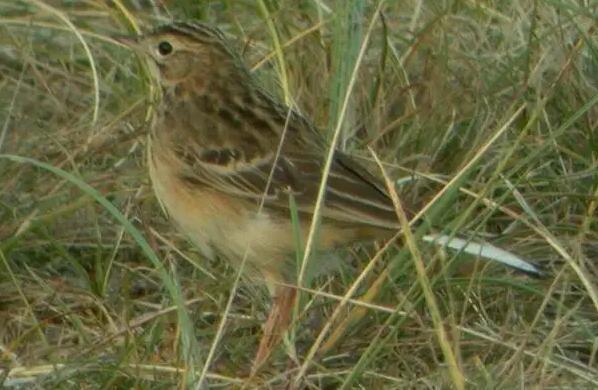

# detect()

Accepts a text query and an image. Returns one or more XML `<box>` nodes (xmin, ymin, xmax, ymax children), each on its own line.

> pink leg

<box><xmin>252</xmin><ymin>285</ymin><xmax>297</xmax><ymax>372</ymax></box>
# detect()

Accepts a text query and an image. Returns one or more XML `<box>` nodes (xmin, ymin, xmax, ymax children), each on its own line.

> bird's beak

<box><xmin>112</xmin><ymin>34</ymin><xmax>141</xmax><ymax>51</ymax></box>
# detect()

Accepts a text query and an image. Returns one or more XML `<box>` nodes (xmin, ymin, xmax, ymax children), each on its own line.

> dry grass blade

<box><xmin>26</xmin><ymin>0</ymin><xmax>100</xmax><ymax>124</ymax></box>
<box><xmin>371</xmin><ymin>148</ymin><xmax>465</xmax><ymax>390</ymax></box>
<box><xmin>1</xmin><ymin>1</ymin><xmax>595</xmax><ymax>388</ymax></box>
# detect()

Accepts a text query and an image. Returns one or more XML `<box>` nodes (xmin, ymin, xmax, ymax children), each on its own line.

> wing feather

<box><xmin>176</xmin><ymin>142</ymin><xmax>401</xmax><ymax>230</ymax></box>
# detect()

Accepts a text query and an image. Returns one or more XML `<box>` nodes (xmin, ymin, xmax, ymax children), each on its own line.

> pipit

<box><xmin>115</xmin><ymin>21</ymin><xmax>406</xmax><ymax>366</ymax></box>
<box><xmin>114</xmin><ymin>22</ymin><xmax>533</xmax><ymax>369</ymax></box>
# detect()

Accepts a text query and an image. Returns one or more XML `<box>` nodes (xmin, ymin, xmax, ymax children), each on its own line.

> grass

<box><xmin>1</xmin><ymin>0</ymin><xmax>596</xmax><ymax>388</ymax></box>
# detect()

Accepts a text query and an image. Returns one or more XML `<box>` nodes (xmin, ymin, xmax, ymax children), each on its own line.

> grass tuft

<box><xmin>0</xmin><ymin>1</ymin><xmax>596</xmax><ymax>388</ymax></box>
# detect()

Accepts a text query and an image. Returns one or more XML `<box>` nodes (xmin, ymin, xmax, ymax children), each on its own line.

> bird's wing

<box><xmin>176</xmin><ymin>143</ymin><xmax>401</xmax><ymax>230</ymax></box>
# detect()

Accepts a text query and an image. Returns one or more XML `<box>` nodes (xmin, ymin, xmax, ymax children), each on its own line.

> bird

<box><xmin>113</xmin><ymin>21</ymin><xmax>537</xmax><ymax>370</ymax></box>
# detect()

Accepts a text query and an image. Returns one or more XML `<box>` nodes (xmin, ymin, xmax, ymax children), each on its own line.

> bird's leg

<box><xmin>252</xmin><ymin>284</ymin><xmax>296</xmax><ymax>372</ymax></box>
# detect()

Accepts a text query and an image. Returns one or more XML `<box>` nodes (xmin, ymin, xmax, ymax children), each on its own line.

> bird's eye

<box><xmin>157</xmin><ymin>41</ymin><xmax>173</xmax><ymax>56</ymax></box>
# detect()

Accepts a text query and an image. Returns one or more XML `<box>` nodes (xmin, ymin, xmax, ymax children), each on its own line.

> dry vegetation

<box><xmin>0</xmin><ymin>1</ymin><xmax>596</xmax><ymax>388</ymax></box>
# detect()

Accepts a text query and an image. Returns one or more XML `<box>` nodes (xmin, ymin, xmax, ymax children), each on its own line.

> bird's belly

<box><xmin>148</xmin><ymin>150</ymin><xmax>296</xmax><ymax>282</ymax></box>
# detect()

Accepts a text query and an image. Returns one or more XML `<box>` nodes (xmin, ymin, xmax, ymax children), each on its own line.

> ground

<box><xmin>0</xmin><ymin>1</ymin><xmax>596</xmax><ymax>388</ymax></box>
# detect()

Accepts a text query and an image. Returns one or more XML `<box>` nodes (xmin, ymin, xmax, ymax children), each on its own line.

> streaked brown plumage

<box><xmin>116</xmin><ymin>21</ymin><xmax>408</xmax><ymax>368</ymax></box>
